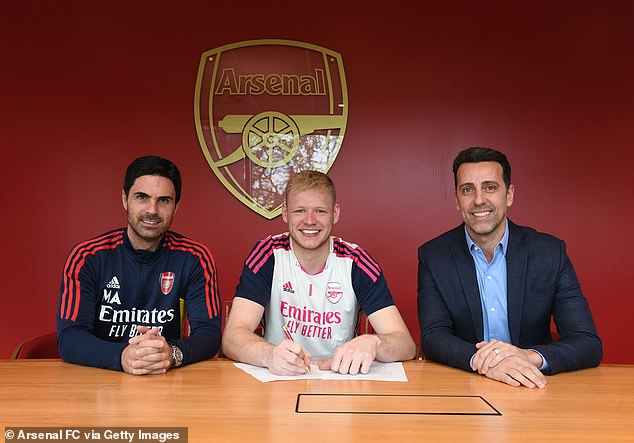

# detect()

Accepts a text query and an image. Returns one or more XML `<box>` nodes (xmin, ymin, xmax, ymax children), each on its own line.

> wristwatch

<box><xmin>171</xmin><ymin>345</ymin><xmax>183</xmax><ymax>367</ymax></box>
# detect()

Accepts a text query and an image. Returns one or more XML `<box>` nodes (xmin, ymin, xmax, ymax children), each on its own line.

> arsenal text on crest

<box><xmin>214</xmin><ymin>68</ymin><xmax>327</xmax><ymax>96</ymax></box>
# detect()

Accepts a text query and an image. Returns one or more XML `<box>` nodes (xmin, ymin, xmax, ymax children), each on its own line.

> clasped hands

<box><xmin>267</xmin><ymin>334</ymin><xmax>381</xmax><ymax>376</ymax></box>
<box><xmin>121</xmin><ymin>326</ymin><xmax>173</xmax><ymax>375</ymax></box>
<box><xmin>471</xmin><ymin>339</ymin><xmax>547</xmax><ymax>388</ymax></box>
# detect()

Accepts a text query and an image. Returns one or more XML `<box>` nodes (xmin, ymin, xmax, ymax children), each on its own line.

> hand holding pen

<box><xmin>281</xmin><ymin>324</ymin><xmax>312</xmax><ymax>374</ymax></box>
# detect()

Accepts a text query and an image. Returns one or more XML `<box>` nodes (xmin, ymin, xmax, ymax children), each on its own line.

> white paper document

<box><xmin>233</xmin><ymin>361</ymin><xmax>408</xmax><ymax>383</ymax></box>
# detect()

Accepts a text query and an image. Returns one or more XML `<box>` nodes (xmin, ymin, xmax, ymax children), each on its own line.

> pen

<box><xmin>282</xmin><ymin>324</ymin><xmax>311</xmax><ymax>373</ymax></box>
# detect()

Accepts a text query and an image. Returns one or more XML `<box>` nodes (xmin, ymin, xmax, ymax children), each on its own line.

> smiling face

<box><xmin>454</xmin><ymin>161</ymin><xmax>514</xmax><ymax>246</ymax></box>
<box><xmin>282</xmin><ymin>188</ymin><xmax>340</xmax><ymax>265</ymax></box>
<box><xmin>122</xmin><ymin>175</ymin><xmax>178</xmax><ymax>251</ymax></box>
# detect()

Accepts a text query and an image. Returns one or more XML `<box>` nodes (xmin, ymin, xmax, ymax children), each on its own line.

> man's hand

<box><xmin>481</xmin><ymin>355</ymin><xmax>547</xmax><ymax>388</ymax></box>
<box><xmin>266</xmin><ymin>340</ymin><xmax>311</xmax><ymax>376</ymax></box>
<box><xmin>318</xmin><ymin>334</ymin><xmax>380</xmax><ymax>375</ymax></box>
<box><xmin>472</xmin><ymin>340</ymin><xmax>544</xmax><ymax>374</ymax></box>
<box><xmin>471</xmin><ymin>340</ymin><xmax>546</xmax><ymax>388</ymax></box>
<box><xmin>121</xmin><ymin>326</ymin><xmax>172</xmax><ymax>375</ymax></box>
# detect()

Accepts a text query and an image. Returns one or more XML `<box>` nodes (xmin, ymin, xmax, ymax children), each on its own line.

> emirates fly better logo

<box><xmin>194</xmin><ymin>40</ymin><xmax>348</xmax><ymax>219</ymax></box>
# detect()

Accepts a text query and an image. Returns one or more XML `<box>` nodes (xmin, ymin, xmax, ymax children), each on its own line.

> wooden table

<box><xmin>1</xmin><ymin>359</ymin><xmax>633</xmax><ymax>442</ymax></box>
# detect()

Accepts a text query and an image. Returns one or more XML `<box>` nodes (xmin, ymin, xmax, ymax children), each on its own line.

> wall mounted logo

<box><xmin>194</xmin><ymin>39</ymin><xmax>348</xmax><ymax>219</ymax></box>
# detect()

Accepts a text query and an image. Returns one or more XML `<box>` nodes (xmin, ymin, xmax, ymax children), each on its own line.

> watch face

<box><xmin>172</xmin><ymin>346</ymin><xmax>183</xmax><ymax>365</ymax></box>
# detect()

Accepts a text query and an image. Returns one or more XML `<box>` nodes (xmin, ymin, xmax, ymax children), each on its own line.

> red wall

<box><xmin>2</xmin><ymin>1</ymin><xmax>633</xmax><ymax>363</ymax></box>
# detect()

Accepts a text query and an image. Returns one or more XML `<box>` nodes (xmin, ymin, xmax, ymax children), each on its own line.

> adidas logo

<box><xmin>106</xmin><ymin>276</ymin><xmax>120</xmax><ymax>289</ymax></box>
<box><xmin>282</xmin><ymin>281</ymin><xmax>295</xmax><ymax>294</ymax></box>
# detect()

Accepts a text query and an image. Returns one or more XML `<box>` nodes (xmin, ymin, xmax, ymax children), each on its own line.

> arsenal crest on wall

<box><xmin>194</xmin><ymin>39</ymin><xmax>348</xmax><ymax>219</ymax></box>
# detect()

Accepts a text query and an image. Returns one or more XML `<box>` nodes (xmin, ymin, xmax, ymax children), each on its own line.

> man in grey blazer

<box><xmin>418</xmin><ymin>147</ymin><xmax>602</xmax><ymax>388</ymax></box>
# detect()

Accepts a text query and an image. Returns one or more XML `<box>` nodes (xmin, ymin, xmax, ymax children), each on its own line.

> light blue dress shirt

<box><xmin>466</xmin><ymin>220</ymin><xmax>548</xmax><ymax>370</ymax></box>
<box><xmin>466</xmin><ymin>220</ymin><xmax>511</xmax><ymax>344</ymax></box>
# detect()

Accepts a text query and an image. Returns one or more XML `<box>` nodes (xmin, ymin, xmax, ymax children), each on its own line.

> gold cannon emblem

<box><xmin>194</xmin><ymin>40</ymin><xmax>348</xmax><ymax>219</ymax></box>
<box><xmin>216</xmin><ymin>113</ymin><xmax>347</xmax><ymax>168</ymax></box>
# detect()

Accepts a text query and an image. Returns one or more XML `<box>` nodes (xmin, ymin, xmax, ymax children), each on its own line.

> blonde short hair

<box><xmin>285</xmin><ymin>170</ymin><xmax>336</xmax><ymax>204</ymax></box>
